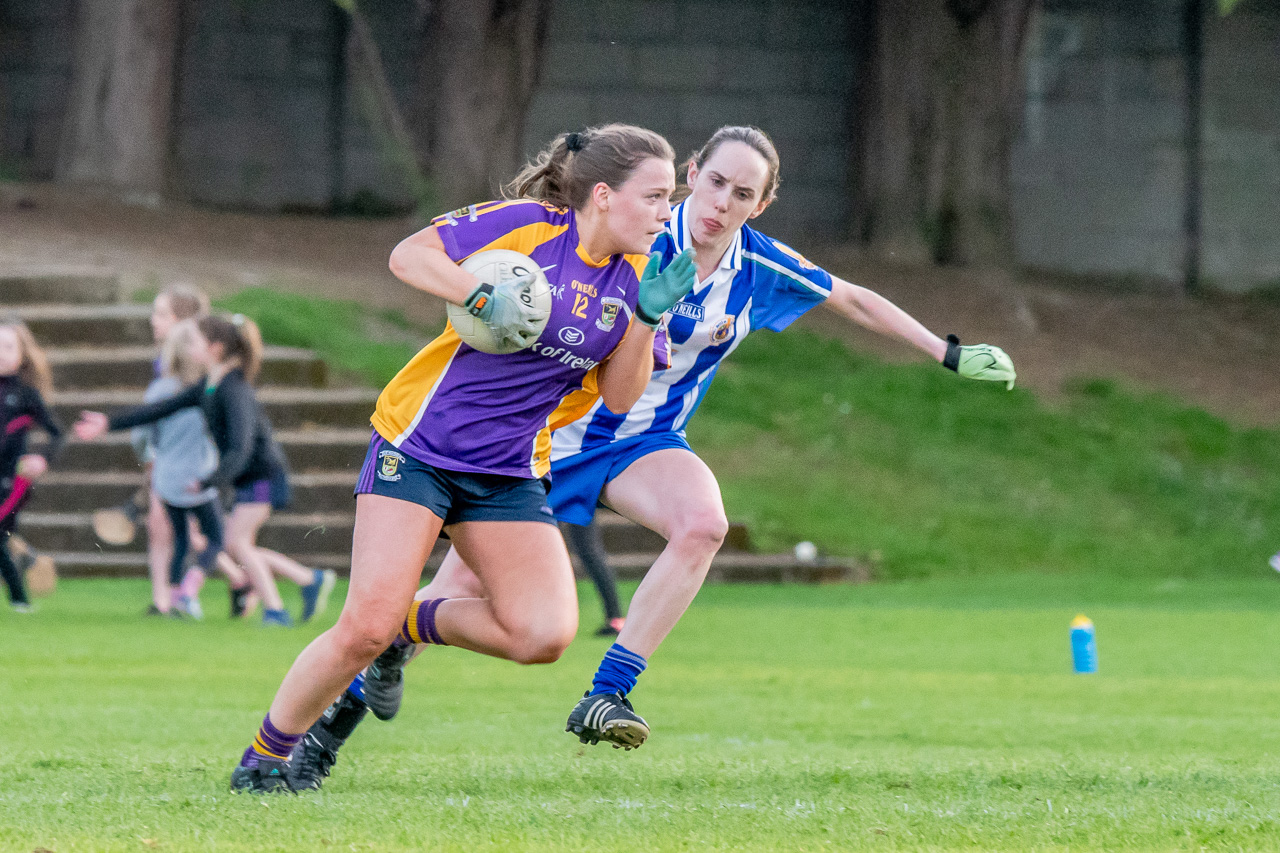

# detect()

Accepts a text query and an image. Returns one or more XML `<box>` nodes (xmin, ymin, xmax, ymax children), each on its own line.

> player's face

<box><xmin>602</xmin><ymin>156</ymin><xmax>676</xmax><ymax>255</ymax></box>
<box><xmin>685</xmin><ymin>141</ymin><xmax>772</xmax><ymax>248</ymax></box>
<box><xmin>188</xmin><ymin>328</ymin><xmax>215</xmax><ymax>368</ymax></box>
<box><xmin>0</xmin><ymin>327</ymin><xmax>21</xmax><ymax>377</ymax></box>
<box><xmin>151</xmin><ymin>294</ymin><xmax>178</xmax><ymax>343</ymax></box>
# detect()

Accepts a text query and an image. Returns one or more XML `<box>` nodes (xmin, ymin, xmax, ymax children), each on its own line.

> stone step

<box><xmin>48</xmin><ymin>386</ymin><xmax>380</xmax><ymax>430</ymax></box>
<box><xmin>10</xmin><ymin>303</ymin><xmax>153</xmax><ymax>346</ymax></box>
<box><xmin>21</xmin><ymin>510</ymin><xmax>357</xmax><ymax>556</ymax></box>
<box><xmin>609</xmin><ymin>552</ymin><xmax>869</xmax><ymax>584</ymax></box>
<box><xmin>53</xmin><ymin>428</ymin><xmax>372</xmax><ymax>473</ymax></box>
<box><xmin>26</xmin><ymin>471</ymin><xmax>359</xmax><ymax>513</ymax></box>
<box><xmin>46</xmin><ymin>547</ymin><xmax>863</xmax><ymax>584</ymax></box>
<box><xmin>0</xmin><ymin>270</ymin><xmax>121</xmax><ymax>305</ymax></box>
<box><xmin>46</xmin><ymin>345</ymin><xmax>329</xmax><ymax>389</ymax></box>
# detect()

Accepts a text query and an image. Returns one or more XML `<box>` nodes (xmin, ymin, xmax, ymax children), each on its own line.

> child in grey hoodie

<box><xmin>147</xmin><ymin>320</ymin><xmax>224</xmax><ymax>618</ymax></box>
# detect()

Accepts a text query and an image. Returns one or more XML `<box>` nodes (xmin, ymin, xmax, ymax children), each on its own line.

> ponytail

<box><xmin>504</xmin><ymin>124</ymin><xmax>675</xmax><ymax>211</ymax></box>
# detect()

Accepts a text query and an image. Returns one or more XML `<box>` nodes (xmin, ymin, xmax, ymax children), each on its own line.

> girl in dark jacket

<box><xmin>76</xmin><ymin>314</ymin><xmax>335</xmax><ymax>626</ymax></box>
<box><xmin>0</xmin><ymin>318</ymin><xmax>64</xmax><ymax>612</ymax></box>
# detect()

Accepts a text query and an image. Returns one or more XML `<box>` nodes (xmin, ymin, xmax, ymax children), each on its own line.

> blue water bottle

<box><xmin>1070</xmin><ymin>614</ymin><xmax>1097</xmax><ymax>673</ymax></box>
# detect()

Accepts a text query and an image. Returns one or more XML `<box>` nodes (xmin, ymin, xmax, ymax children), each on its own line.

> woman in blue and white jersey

<box><xmin>292</xmin><ymin>127</ymin><xmax>1016</xmax><ymax>782</ymax></box>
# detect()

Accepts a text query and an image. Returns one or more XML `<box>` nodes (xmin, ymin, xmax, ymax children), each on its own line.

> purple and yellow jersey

<box><xmin>370</xmin><ymin>200</ymin><xmax>665</xmax><ymax>479</ymax></box>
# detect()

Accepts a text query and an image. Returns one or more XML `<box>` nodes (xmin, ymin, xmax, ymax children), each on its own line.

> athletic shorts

<box><xmin>233</xmin><ymin>469</ymin><xmax>291</xmax><ymax>510</ymax></box>
<box><xmin>354</xmin><ymin>431</ymin><xmax>557</xmax><ymax>527</ymax></box>
<box><xmin>547</xmin><ymin>431</ymin><xmax>693</xmax><ymax>526</ymax></box>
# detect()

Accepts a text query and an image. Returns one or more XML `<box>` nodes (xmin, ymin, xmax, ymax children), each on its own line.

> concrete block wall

<box><xmin>1013</xmin><ymin>0</ymin><xmax>1280</xmax><ymax>290</ymax></box>
<box><xmin>0</xmin><ymin>0</ymin><xmax>75</xmax><ymax>179</ymax></box>
<box><xmin>524</xmin><ymin>0</ymin><xmax>857</xmax><ymax>243</ymax></box>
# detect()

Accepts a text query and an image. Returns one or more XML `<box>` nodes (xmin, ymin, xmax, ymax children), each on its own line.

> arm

<box><xmin>823</xmin><ymin>276</ymin><xmax>1016</xmax><ymax>388</ymax></box>
<box><xmin>822</xmin><ymin>277</ymin><xmax>947</xmax><ymax>363</ymax></box>
<box><xmin>104</xmin><ymin>381</ymin><xmax>204</xmax><ymax>431</ymax></box>
<box><xmin>203</xmin><ymin>379</ymin><xmax>257</xmax><ymax>489</ymax></box>
<box><xmin>388</xmin><ymin>226</ymin><xmax>482</xmax><ymax>304</ymax></box>
<box><xmin>595</xmin><ymin>321</ymin><xmax>658</xmax><ymax>414</ymax></box>
<box><xmin>28</xmin><ymin>390</ymin><xmax>66</xmax><ymax>464</ymax></box>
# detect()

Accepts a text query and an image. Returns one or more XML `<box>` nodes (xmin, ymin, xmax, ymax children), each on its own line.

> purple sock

<box><xmin>397</xmin><ymin>598</ymin><xmax>447</xmax><ymax>646</ymax></box>
<box><xmin>241</xmin><ymin>714</ymin><xmax>302</xmax><ymax>767</ymax></box>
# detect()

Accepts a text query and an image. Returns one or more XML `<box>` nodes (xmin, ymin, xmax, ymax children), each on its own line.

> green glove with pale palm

<box><xmin>943</xmin><ymin>334</ymin><xmax>1017</xmax><ymax>390</ymax></box>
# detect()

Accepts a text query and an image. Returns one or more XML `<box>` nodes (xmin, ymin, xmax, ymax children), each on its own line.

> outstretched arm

<box><xmin>822</xmin><ymin>277</ymin><xmax>947</xmax><ymax>363</ymax></box>
<box><xmin>822</xmin><ymin>276</ymin><xmax>1016</xmax><ymax>388</ymax></box>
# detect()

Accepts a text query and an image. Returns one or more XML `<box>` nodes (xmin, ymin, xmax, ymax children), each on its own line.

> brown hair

<box><xmin>504</xmin><ymin>124</ymin><xmax>675</xmax><ymax>210</ymax></box>
<box><xmin>198</xmin><ymin>313</ymin><xmax>264</xmax><ymax>384</ymax></box>
<box><xmin>159</xmin><ymin>319</ymin><xmax>205</xmax><ymax>385</ymax></box>
<box><xmin>686</xmin><ymin>126</ymin><xmax>782</xmax><ymax>204</ymax></box>
<box><xmin>0</xmin><ymin>317</ymin><xmax>53</xmax><ymax>396</ymax></box>
<box><xmin>159</xmin><ymin>282</ymin><xmax>211</xmax><ymax>321</ymax></box>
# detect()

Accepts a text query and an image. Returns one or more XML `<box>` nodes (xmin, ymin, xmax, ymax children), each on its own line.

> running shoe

<box><xmin>262</xmin><ymin>608</ymin><xmax>294</xmax><ymax>628</ymax></box>
<box><xmin>230</xmin><ymin>753</ymin><xmax>294</xmax><ymax>794</ymax></box>
<box><xmin>229</xmin><ymin>584</ymin><xmax>253</xmax><ymax>618</ymax></box>
<box><xmin>595</xmin><ymin>617</ymin><xmax>626</xmax><ymax>637</ymax></box>
<box><xmin>11</xmin><ymin>602</ymin><xmax>33</xmax><ymax>614</ymax></box>
<box><xmin>300</xmin><ymin>569</ymin><xmax>337</xmax><ymax>623</ymax></box>
<box><xmin>1270</xmin><ymin>553</ymin><xmax>1280</xmax><ymax>574</ymax></box>
<box><xmin>288</xmin><ymin>728</ymin><xmax>340</xmax><ymax>791</ymax></box>
<box><xmin>565</xmin><ymin>690</ymin><xmax>649</xmax><ymax>749</ymax></box>
<box><xmin>175</xmin><ymin>594</ymin><xmax>203</xmax><ymax>621</ymax></box>
<box><xmin>364</xmin><ymin>643</ymin><xmax>413</xmax><ymax>721</ymax></box>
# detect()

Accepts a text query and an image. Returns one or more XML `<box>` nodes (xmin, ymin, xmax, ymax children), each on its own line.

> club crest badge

<box><xmin>710</xmin><ymin>315</ymin><xmax>736</xmax><ymax>344</ymax></box>
<box><xmin>377</xmin><ymin>449</ymin><xmax>404</xmax><ymax>482</ymax></box>
<box><xmin>598</xmin><ymin>297</ymin><xmax>624</xmax><ymax>331</ymax></box>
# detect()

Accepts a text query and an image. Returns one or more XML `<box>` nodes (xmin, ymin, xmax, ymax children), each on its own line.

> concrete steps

<box><xmin>48</xmin><ymin>386</ymin><xmax>381</xmax><ymax>430</ymax></box>
<box><xmin>5</xmin><ymin>269</ymin><xmax>860</xmax><ymax>586</ymax></box>
<box><xmin>46</xmin><ymin>344</ymin><xmax>328</xmax><ymax>389</ymax></box>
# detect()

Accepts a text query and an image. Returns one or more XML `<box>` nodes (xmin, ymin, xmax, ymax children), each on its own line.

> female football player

<box><xmin>289</xmin><ymin>125</ymin><xmax>1017</xmax><ymax>788</ymax></box>
<box><xmin>211</xmin><ymin>123</ymin><xmax>693</xmax><ymax>792</ymax></box>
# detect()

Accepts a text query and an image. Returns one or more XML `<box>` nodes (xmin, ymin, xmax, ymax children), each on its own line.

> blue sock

<box><xmin>347</xmin><ymin>671</ymin><xmax>366</xmax><ymax>703</ymax></box>
<box><xmin>590</xmin><ymin>643</ymin><xmax>647</xmax><ymax>696</ymax></box>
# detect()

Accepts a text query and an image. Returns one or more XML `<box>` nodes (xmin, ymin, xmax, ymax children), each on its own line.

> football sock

<box><xmin>590</xmin><ymin>643</ymin><xmax>647</xmax><ymax>696</ymax></box>
<box><xmin>397</xmin><ymin>597</ymin><xmax>447</xmax><ymax>646</ymax></box>
<box><xmin>241</xmin><ymin>714</ymin><xmax>301</xmax><ymax>767</ymax></box>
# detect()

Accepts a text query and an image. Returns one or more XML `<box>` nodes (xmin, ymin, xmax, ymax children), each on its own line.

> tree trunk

<box><xmin>852</xmin><ymin>0</ymin><xmax>1034</xmax><ymax>267</ymax></box>
<box><xmin>56</xmin><ymin>0</ymin><xmax>181</xmax><ymax>203</ymax></box>
<box><xmin>412</xmin><ymin>0</ymin><xmax>553</xmax><ymax>210</ymax></box>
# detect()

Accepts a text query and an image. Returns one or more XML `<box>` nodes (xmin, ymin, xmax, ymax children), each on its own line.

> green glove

<box><xmin>464</xmin><ymin>272</ymin><xmax>549</xmax><ymax>349</ymax></box>
<box><xmin>635</xmin><ymin>249</ymin><xmax>697</xmax><ymax>329</ymax></box>
<box><xmin>943</xmin><ymin>334</ymin><xmax>1016</xmax><ymax>390</ymax></box>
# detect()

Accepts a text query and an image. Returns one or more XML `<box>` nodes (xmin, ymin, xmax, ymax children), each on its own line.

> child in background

<box><xmin>0</xmin><ymin>318</ymin><xmax>64</xmax><ymax>613</ymax></box>
<box><xmin>77</xmin><ymin>314</ymin><xmax>336</xmax><ymax>627</ymax></box>
<box><xmin>143</xmin><ymin>320</ymin><xmax>227</xmax><ymax>620</ymax></box>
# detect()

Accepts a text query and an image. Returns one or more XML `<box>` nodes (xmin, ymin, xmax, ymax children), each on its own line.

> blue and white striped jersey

<box><xmin>550</xmin><ymin>201</ymin><xmax>834</xmax><ymax>460</ymax></box>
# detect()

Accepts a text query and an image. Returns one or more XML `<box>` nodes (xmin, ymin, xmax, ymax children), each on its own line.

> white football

<box><xmin>447</xmin><ymin>249</ymin><xmax>553</xmax><ymax>354</ymax></box>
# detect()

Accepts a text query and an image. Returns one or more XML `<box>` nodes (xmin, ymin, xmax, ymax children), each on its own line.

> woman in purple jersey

<box><xmin>221</xmin><ymin>124</ymin><xmax>696</xmax><ymax>793</ymax></box>
<box><xmin>286</xmin><ymin>126</ymin><xmax>1017</xmax><ymax>788</ymax></box>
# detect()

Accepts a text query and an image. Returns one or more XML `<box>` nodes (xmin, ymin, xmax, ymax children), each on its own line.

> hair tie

<box><xmin>565</xmin><ymin>132</ymin><xmax>587</xmax><ymax>153</ymax></box>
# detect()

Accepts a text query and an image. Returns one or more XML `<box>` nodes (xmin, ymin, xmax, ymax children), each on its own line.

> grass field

<box><xmin>4</xmin><ymin>577</ymin><xmax>1280</xmax><ymax>851</ymax></box>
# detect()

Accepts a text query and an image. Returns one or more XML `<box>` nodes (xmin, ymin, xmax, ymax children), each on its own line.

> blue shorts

<box><xmin>548</xmin><ymin>432</ymin><xmax>692</xmax><ymax>525</ymax></box>
<box><xmin>355</xmin><ymin>432</ymin><xmax>557</xmax><ymax>527</ymax></box>
<box><xmin>233</xmin><ymin>469</ymin><xmax>291</xmax><ymax>510</ymax></box>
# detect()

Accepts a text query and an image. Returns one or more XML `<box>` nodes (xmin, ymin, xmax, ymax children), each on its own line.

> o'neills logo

<box><xmin>669</xmin><ymin>301</ymin><xmax>704</xmax><ymax>321</ymax></box>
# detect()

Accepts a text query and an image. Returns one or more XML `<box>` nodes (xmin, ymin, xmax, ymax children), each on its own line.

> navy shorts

<box><xmin>354</xmin><ymin>432</ymin><xmax>557</xmax><ymax>527</ymax></box>
<box><xmin>547</xmin><ymin>431</ymin><xmax>693</xmax><ymax>525</ymax></box>
<box><xmin>233</xmin><ymin>469</ymin><xmax>292</xmax><ymax>510</ymax></box>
